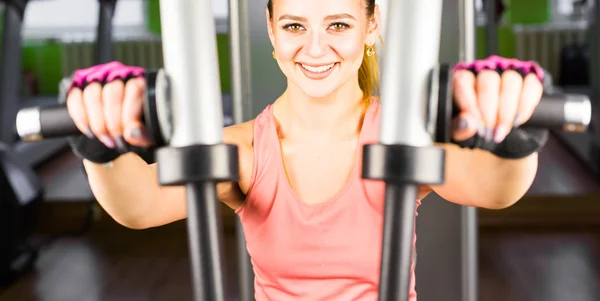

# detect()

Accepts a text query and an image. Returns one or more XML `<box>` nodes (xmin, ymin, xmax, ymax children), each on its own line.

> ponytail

<box><xmin>358</xmin><ymin>36</ymin><xmax>383</xmax><ymax>100</ymax></box>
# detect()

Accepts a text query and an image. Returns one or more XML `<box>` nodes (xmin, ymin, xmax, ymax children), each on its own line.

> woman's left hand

<box><xmin>451</xmin><ymin>59</ymin><xmax>544</xmax><ymax>144</ymax></box>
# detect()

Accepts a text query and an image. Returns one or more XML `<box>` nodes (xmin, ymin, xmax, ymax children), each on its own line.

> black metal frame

<box><xmin>0</xmin><ymin>0</ymin><xmax>28</xmax><ymax>145</ymax></box>
<box><xmin>96</xmin><ymin>0</ymin><xmax>117</xmax><ymax>64</ymax></box>
<box><xmin>458</xmin><ymin>1</ymin><xmax>478</xmax><ymax>301</ymax></box>
<box><xmin>227</xmin><ymin>0</ymin><xmax>254</xmax><ymax>300</ymax></box>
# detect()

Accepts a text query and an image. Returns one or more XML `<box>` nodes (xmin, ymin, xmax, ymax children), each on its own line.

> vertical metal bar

<box><xmin>379</xmin><ymin>2</ymin><xmax>441</xmax><ymax>146</ymax></box>
<box><xmin>459</xmin><ymin>0</ymin><xmax>476</xmax><ymax>61</ymax></box>
<box><xmin>485</xmin><ymin>0</ymin><xmax>498</xmax><ymax>55</ymax></box>
<box><xmin>158</xmin><ymin>1</ymin><xmax>227</xmax><ymax>301</ymax></box>
<box><xmin>184</xmin><ymin>181</ymin><xmax>228</xmax><ymax>301</ymax></box>
<box><xmin>228</xmin><ymin>0</ymin><xmax>255</xmax><ymax>300</ymax></box>
<box><xmin>378</xmin><ymin>1</ymin><xmax>443</xmax><ymax>301</ymax></box>
<box><xmin>0</xmin><ymin>0</ymin><xmax>27</xmax><ymax>145</ymax></box>
<box><xmin>159</xmin><ymin>0</ymin><xmax>224</xmax><ymax>146</ymax></box>
<box><xmin>591</xmin><ymin>0</ymin><xmax>600</xmax><ymax>122</ymax></box>
<box><xmin>235</xmin><ymin>218</ymin><xmax>253</xmax><ymax>301</ymax></box>
<box><xmin>458</xmin><ymin>1</ymin><xmax>478</xmax><ymax>301</ymax></box>
<box><xmin>228</xmin><ymin>0</ymin><xmax>254</xmax><ymax>124</ymax></box>
<box><xmin>96</xmin><ymin>0</ymin><xmax>116</xmax><ymax>64</ymax></box>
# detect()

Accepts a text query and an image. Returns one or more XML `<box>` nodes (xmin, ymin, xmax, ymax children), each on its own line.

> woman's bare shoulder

<box><xmin>223</xmin><ymin>119</ymin><xmax>255</xmax><ymax>148</ymax></box>
<box><xmin>223</xmin><ymin>120</ymin><xmax>255</xmax><ymax>194</ymax></box>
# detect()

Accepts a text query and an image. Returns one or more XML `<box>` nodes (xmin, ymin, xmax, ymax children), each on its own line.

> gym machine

<box><xmin>0</xmin><ymin>0</ymin><xmax>120</xmax><ymax>287</ymax></box>
<box><xmin>0</xmin><ymin>0</ymin><xmax>43</xmax><ymax>287</ymax></box>
<box><xmin>96</xmin><ymin>0</ymin><xmax>117</xmax><ymax>64</ymax></box>
<box><xmin>227</xmin><ymin>0</ymin><xmax>254</xmax><ymax>299</ymax></box>
<box><xmin>364</xmin><ymin>2</ymin><xmax>589</xmax><ymax>301</ymax></box>
<box><xmin>483</xmin><ymin>0</ymin><xmax>501</xmax><ymax>56</ymax></box>
<box><xmin>458</xmin><ymin>0</ymin><xmax>477</xmax><ymax>300</ymax></box>
<box><xmin>14</xmin><ymin>1</ymin><xmax>593</xmax><ymax>301</ymax></box>
<box><xmin>0</xmin><ymin>0</ymin><xmax>28</xmax><ymax>145</ymax></box>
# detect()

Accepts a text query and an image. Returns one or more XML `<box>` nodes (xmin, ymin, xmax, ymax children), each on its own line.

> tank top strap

<box><xmin>235</xmin><ymin>104</ymin><xmax>283</xmax><ymax>220</ymax></box>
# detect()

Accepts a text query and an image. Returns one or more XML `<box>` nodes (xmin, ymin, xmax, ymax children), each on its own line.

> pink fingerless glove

<box><xmin>451</xmin><ymin>55</ymin><xmax>549</xmax><ymax>159</ymax></box>
<box><xmin>70</xmin><ymin>61</ymin><xmax>146</xmax><ymax>90</ymax></box>
<box><xmin>452</xmin><ymin>55</ymin><xmax>545</xmax><ymax>83</ymax></box>
<box><xmin>66</xmin><ymin>61</ymin><xmax>153</xmax><ymax>165</ymax></box>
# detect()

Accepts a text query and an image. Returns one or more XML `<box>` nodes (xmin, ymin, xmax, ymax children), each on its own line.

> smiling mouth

<box><xmin>297</xmin><ymin>62</ymin><xmax>338</xmax><ymax>80</ymax></box>
<box><xmin>299</xmin><ymin>63</ymin><xmax>336</xmax><ymax>73</ymax></box>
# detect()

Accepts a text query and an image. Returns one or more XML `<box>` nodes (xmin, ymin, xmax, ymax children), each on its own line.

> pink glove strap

<box><xmin>70</xmin><ymin>61</ymin><xmax>145</xmax><ymax>90</ymax></box>
<box><xmin>452</xmin><ymin>55</ymin><xmax>544</xmax><ymax>82</ymax></box>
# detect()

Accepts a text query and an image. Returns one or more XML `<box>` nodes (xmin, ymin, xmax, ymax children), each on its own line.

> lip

<box><xmin>298</xmin><ymin>62</ymin><xmax>337</xmax><ymax>67</ymax></box>
<box><xmin>297</xmin><ymin>62</ymin><xmax>338</xmax><ymax>80</ymax></box>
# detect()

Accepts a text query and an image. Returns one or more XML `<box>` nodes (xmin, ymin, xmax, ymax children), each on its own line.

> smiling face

<box><xmin>267</xmin><ymin>0</ymin><xmax>381</xmax><ymax>100</ymax></box>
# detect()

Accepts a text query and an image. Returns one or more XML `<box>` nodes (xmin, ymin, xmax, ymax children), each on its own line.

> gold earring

<box><xmin>366</xmin><ymin>46</ymin><xmax>375</xmax><ymax>57</ymax></box>
<box><xmin>272</xmin><ymin>51</ymin><xmax>276</xmax><ymax>59</ymax></box>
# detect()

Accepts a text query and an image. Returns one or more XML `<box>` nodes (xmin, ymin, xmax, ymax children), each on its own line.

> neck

<box><xmin>273</xmin><ymin>80</ymin><xmax>369</xmax><ymax>141</ymax></box>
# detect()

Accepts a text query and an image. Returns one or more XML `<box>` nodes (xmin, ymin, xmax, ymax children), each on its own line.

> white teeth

<box><xmin>301</xmin><ymin>63</ymin><xmax>335</xmax><ymax>73</ymax></box>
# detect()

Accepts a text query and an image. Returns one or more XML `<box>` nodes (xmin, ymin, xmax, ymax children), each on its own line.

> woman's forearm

<box><xmin>83</xmin><ymin>153</ymin><xmax>187</xmax><ymax>229</ymax></box>
<box><xmin>430</xmin><ymin>143</ymin><xmax>539</xmax><ymax>209</ymax></box>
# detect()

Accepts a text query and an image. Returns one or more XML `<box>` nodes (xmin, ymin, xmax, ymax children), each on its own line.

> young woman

<box><xmin>64</xmin><ymin>0</ymin><xmax>545</xmax><ymax>300</ymax></box>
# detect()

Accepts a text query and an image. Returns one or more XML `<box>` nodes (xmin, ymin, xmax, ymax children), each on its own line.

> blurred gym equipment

<box><xmin>0</xmin><ymin>0</ymin><xmax>120</xmax><ymax>287</ymax></box>
<box><xmin>0</xmin><ymin>0</ymin><xmax>43</xmax><ymax>288</ymax></box>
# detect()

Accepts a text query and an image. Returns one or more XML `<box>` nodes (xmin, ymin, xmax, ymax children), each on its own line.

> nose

<box><xmin>305</xmin><ymin>30</ymin><xmax>327</xmax><ymax>58</ymax></box>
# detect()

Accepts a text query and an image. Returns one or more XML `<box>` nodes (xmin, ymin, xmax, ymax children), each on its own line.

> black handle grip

<box><xmin>17</xmin><ymin>70</ymin><xmax>162</xmax><ymax>143</ymax></box>
<box><xmin>16</xmin><ymin>104</ymin><xmax>80</xmax><ymax>141</ymax></box>
<box><xmin>41</xmin><ymin>104</ymin><xmax>78</xmax><ymax>137</ymax></box>
<box><xmin>522</xmin><ymin>93</ymin><xmax>591</xmax><ymax>131</ymax></box>
<box><xmin>447</xmin><ymin>93</ymin><xmax>591</xmax><ymax>132</ymax></box>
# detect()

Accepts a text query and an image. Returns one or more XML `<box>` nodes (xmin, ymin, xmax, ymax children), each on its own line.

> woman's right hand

<box><xmin>65</xmin><ymin>62</ymin><xmax>151</xmax><ymax>149</ymax></box>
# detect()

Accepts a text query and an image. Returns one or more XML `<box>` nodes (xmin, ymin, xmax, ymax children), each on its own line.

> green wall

<box><xmin>147</xmin><ymin>0</ymin><xmax>161</xmax><ymax>35</ymax></box>
<box><xmin>8</xmin><ymin>0</ymin><xmax>230</xmax><ymax>96</ymax></box>
<box><xmin>476</xmin><ymin>0</ymin><xmax>552</xmax><ymax>59</ymax></box>
<box><xmin>507</xmin><ymin>0</ymin><xmax>552</xmax><ymax>25</ymax></box>
<box><xmin>19</xmin><ymin>36</ymin><xmax>231</xmax><ymax>96</ymax></box>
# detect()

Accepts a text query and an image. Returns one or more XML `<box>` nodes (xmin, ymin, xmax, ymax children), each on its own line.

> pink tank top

<box><xmin>235</xmin><ymin>99</ymin><xmax>420</xmax><ymax>300</ymax></box>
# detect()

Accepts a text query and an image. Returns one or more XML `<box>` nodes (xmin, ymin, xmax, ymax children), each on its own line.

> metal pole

<box><xmin>0</xmin><ymin>0</ymin><xmax>28</xmax><ymax>145</ymax></box>
<box><xmin>377</xmin><ymin>1</ymin><xmax>443</xmax><ymax>301</ymax></box>
<box><xmin>158</xmin><ymin>1</ymin><xmax>227</xmax><ymax>300</ymax></box>
<box><xmin>459</xmin><ymin>0</ymin><xmax>477</xmax><ymax>61</ymax></box>
<box><xmin>485</xmin><ymin>0</ymin><xmax>498</xmax><ymax>55</ymax></box>
<box><xmin>591</xmin><ymin>0</ymin><xmax>600</xmax><ymax>130</ymax></box>
<box><xmin>458</xmin><ymin>1</ymin><xmax>478</xmax><ymax>301</ymax></box>
<box><xmin>228</xmin><ymin>0</ymin><xmax>255</xmax><ymax>300</ymax></box>
<box><xmin>96</xmin><ymin>0</ymin><xmax>117</xmax><ymax>64</ymax></box>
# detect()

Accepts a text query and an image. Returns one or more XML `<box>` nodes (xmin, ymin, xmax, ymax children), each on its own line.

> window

<box><xmin>22</xmin><ymin>0</ymin><xmax>147</xmax><ymax>41</ymax></box>
<box><xmin>20</xmin><ymin>0</ymin><xmax>230</xmax><ymax>42</ymax></box>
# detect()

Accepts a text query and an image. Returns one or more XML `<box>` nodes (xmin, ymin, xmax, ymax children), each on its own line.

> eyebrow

<box><xmin>278</xmin><ymin>13</ymin><xmax>356</xmax><ymax>22</ymax></box>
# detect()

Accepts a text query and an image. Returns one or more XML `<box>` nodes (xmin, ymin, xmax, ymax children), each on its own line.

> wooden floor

<box><xmin>3</xmin><ymin>132</ymin><xmax>600</xmax><ymax>301</ymax></box>
<box><xmin>479</xmin><ymin>229</ymin><xmax>600</xmax><ymax>301</ymax></box>
<box><xmin>1</xmin><ymin>210</ymin><xmax>600</xmax><ymax>301</ymax></box>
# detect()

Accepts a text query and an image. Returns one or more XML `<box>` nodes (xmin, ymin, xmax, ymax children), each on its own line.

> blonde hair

<box><xmin>358</xmin><ymin>37</ymin><xmax>382</xmax><ymax>100</ymax></box>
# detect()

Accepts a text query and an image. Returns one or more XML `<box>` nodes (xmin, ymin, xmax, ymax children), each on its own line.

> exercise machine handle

<box><xmin>17</xmin><ymin>71</ymin><xmax>161</xmax><ymax>143</ymax></box>
<box><xmin>16</xmin><ymin>104</ymin><xmax>75</xmax><ymax>141</ymax></box>
<box><xmin>15</xmin><ymin>79</ymin><xmax>592</xmax><ymax>142</ymax></box>
<box><xmin>522</xmin><ymin>93</ymin><xmax>591</xmax><ymax>131</ymax></box>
